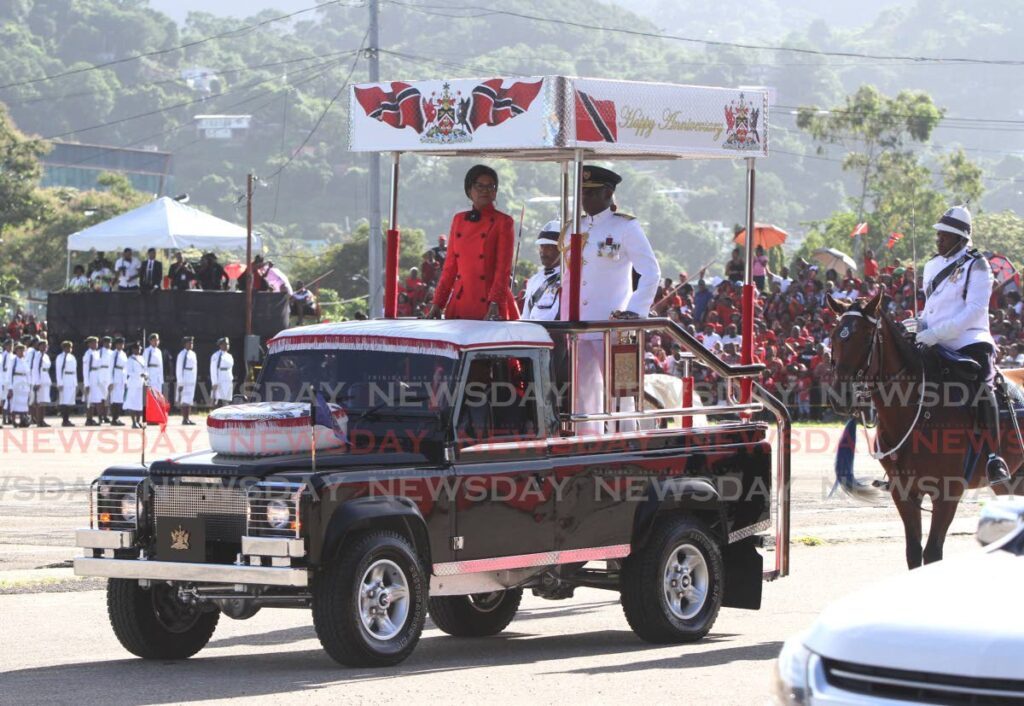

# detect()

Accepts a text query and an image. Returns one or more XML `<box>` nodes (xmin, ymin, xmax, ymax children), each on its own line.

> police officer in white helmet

<box><xmin>521</xmin><ymin>221</ymin><xmax>562</xmax><ymax>321</ymax></box>
<box><xmin>916</xmin><ymin>205</ymin><xmax>1010</xmax><ymax>486</ymax></box>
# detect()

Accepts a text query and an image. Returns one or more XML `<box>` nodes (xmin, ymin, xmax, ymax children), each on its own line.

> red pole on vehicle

<box><xmin>567</xmin><ymin>154</ymin><xmax>584</xmax><ymax>321</ymax></box>
<box><xmin>244</xmin><ymin>173</ymin><xmax>254</xmax><ymax>337</ymax></box>
<box><xmin>383</xmin><ymin>153</ymin><xmax>401</xmax><ymax>319</ymax></box>
<box><xmin>740</xmin><ymin>158</ymin><xmax>756</xmax><ymax>407</ymax></box>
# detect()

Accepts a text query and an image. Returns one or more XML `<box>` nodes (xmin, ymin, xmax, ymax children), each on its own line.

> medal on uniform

<box><xmin>597</xmin><ymin>236</ymin><xmax>621</xmax><ymax>259</ymax></box>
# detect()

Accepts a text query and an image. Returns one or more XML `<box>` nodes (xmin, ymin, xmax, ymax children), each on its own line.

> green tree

<box><xmin>0</xmin><ymin>104</ymin><xmax>47</xmax><ymax>235</ymax></box>
<box><xmin>974</xmin><ymin>211</ymin><xmax>1024</xmax><ymax>264</ymax></box>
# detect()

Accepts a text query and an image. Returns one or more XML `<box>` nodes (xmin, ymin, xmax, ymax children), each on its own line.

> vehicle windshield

<box><xmin>256</xmin><ymin>349</ymin><xmax>457</xmax><ymax>453</ymax></box>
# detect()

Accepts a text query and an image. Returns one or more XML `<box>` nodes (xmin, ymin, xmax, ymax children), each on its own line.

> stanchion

<box><xmin>384</xmin><ymin>228</ymin><xmax>400</xmax><ymax>318</ymax></box>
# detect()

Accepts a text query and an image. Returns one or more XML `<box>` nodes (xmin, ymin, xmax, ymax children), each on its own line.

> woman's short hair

<box><xmin>464</xmin><ymin>164</ymin><xmax>498</xmax><ymax>198</ymax></box>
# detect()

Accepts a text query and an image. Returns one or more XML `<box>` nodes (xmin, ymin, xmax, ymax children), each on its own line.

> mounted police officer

<box><xmin>915</xmin><ymin>205</ymin><xmax>1010</xmax><ymax>486</ymax></box>
<box><xmin>521</xmin><ymin>221</ymin><xmax>562</xmax><ymax>321</ymax></box>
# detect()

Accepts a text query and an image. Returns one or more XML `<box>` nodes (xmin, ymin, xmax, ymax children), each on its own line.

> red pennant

<box><xmin>887</xmin><ymin>232</ymin><xmax>903</xmax><ymax>249</ymax></box>
<box><xmin>575</xmin><ymin>90</ymin><xmax>617</xmax><ymax>143</ymax></box>
<box><xmin>145</xmin><ymin>388</ymin><xmax>170</xmax><ymax>432</ymax></box>
<box><xmin>850</xmin><ymin>222</ymin><xmax>868</xmax><ymax>238</ymax></box>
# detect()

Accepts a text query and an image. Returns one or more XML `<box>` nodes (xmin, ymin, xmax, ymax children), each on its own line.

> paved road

<box><xmin>0</xmin><ymin>421</ymin><xmax>998</xmax><ymax>704</ymax></box>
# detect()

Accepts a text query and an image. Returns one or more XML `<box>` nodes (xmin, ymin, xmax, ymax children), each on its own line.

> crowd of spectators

<box><xmin>396</xmin><ymin>235</ymin><xmax>448</xmax><ymax>317</ymax></box>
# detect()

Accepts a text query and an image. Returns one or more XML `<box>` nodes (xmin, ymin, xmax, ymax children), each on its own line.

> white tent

<box><xmin>66</xmin><ymin>196</ymin><xmax>260</xmax><ymax>253</ymax></box>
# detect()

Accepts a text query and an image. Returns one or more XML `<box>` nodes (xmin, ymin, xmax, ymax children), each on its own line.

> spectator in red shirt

<box><xmin>863</xmin><ymin>248</ymin><xmax>879</xmax><ymax>278</ymax></box>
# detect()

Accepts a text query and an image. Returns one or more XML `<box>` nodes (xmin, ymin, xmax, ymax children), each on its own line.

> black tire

<box><xmin>620</xmin><ymin>516</ymin><xmax>723</xmax><ymax>643</ymax></box>
<box><xmin>312</xmin><ymin>530</ymin><xmax>427</xmax><ymax>667</ymax></box>
<box><xmin>429</xmin><ymin>588</ymin><xmax>523</xmax><ymax>637</ymax></box>
<box><xmin>106</xmin><ymin>578</ymin><xmax>219</xmax><ymax>659</ymax></box>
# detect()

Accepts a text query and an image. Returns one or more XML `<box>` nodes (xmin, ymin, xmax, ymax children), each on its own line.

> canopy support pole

<box><xmin>568</xmin><ymin>150</ymin><xmax>584</xmax><ymax>322</ymax></box>
<box><xmin>384</xmin><ymin>152</ymin><xmax>401</xmax><ymax>319</ymax></box>
<box><xmin>740</xmin><ymin>157</ymin><xmax>756</xmax><ymax>407</ymax></box>
<box><xmin>560</xmin><ymin>161</ymin><xmax>570</xmax><ymax>230</ymax></box>
<box><xmin>245</xmin><ymin>173</ymin><xmax>254</xmax><ymax>337</ymax></box>
<box><xmin>66</xmin><ymin>251</ymin><xmax>71</xmax><ymax>286</ymax></box>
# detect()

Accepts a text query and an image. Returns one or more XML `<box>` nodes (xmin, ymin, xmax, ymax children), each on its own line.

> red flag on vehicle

<box><xmin>145</xmin><ymin>388</ymin><xmax>170</xmax><ymax>432</ymax></box>
<box><xmin>850</xmin><ymin>222</ymin><xmax>868</xmax><ymax>238</ymax></box>
<box><xmin>466</xmin><ymin>78</ymin><xmax>543</xmax><ymax>131</ymax></box>
<box><xmin>887</xmin><ymin>232</ymin><xmax>903</xmax><ymax>249</ymax></box>
<box><xmin>353</xmin><ymin>82</ymin><xmax>427</xmax><ymax>133</ymax></box>
<box><xmin>575</xmin><ymin>90</ymin><xmax>617</xmax><ymax>143</ymax></box>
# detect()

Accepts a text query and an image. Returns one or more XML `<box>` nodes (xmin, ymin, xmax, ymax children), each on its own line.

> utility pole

<box><xmin>366</xmin><ymin>0</ymin><xmax>384</xmax><ymax>318</ymax></box>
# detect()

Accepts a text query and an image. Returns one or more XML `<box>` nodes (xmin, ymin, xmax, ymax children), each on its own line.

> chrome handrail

<box><xmin>751</xmin><ymin>381</ymin><xmax>791</xmax><ymax>579</ymax></box>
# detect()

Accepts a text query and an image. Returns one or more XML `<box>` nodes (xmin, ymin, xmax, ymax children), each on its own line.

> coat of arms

<box><xmin>170</xmin><ymin>525</ymin><xmax>190</xmax><ymax>551</ymax></box>
<box><xmin>723</xmin><ymin>93</ymin><xmax>761</xmax><ymax>151</ymax></box>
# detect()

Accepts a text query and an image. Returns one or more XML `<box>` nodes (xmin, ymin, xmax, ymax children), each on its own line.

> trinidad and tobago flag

<box><xmin>464</xmin><ymin>78</ymin><xmax>543</xmax><ymax>132</ymax></box>
<box><xmin>575</xmin><ymin>90</ymin><xmax>617</xmax><ymax>143</ymax></box>
<box><xmin>354</xmin><ymin>82</ymin><xmax>427</xmax><ymax>133</ymax></box>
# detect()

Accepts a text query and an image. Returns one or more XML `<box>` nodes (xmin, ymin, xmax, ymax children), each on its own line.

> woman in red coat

<box><xmin>427</xmin><ymin>165</ymin><xmax>519</xmax><ymax>321</ymax></box>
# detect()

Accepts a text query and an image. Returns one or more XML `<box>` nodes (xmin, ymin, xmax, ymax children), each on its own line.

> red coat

<box><xmin>432</xmin><ymin>204</ymin><xmax>519</xmax><ymax>320</ymax></box>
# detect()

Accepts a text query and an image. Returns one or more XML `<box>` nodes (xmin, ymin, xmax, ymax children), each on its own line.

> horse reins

<box><xmin>835</xmin><ymin>309</ymin><xmax>926</xmax><ymax>461</ymax></box>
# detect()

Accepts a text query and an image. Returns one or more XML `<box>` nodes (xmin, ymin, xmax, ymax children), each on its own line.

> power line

<box><xmin>0</xmin><ymin>0</ymin><xmax>363</xmax><ymax>91</ymax></box>
<box><xmin>263</xmin><ymin>40</ymin><xmax>366</xmax><ymax>182</ymax></box>
<box><xmin>383</xmin><ymin>0</ymin><xmax>1024</xmax><ymax>67</ymax></box>
<box><xmin>772</xmin><ymin>148</ymin><xmax>1022</xmax><ymax>183</ymax></box>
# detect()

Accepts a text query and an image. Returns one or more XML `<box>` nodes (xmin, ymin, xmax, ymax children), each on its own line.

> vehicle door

<box><xmin>451</xmin><ymin>348</ymin><xmax>555</xmax><ymax>562</ymax></box>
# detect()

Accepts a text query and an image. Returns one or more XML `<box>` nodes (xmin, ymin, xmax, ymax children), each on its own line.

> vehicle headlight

<box><xmin>265</xmin><ymin>499</ymin><xmax>291</xmax><ymax>530</ymax></box>
<box><xmin>119</xmin><ymin>493</ymin><xmax>138</xmax><ymax>523</ymax></box>
<box><xmin>773</xmin><ymin>635</ymin><xmax>812</xmax><ymax>705</ymax></box>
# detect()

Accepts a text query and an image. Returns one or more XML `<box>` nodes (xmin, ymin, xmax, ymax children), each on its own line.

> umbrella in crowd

<box><xmin>734</xmin><ymin>223</ymin><xmax>789</xmax><ymax>249</ymax></box>
<box><xmin>812</xmin><ymin>247</ymin><xmax>858</xmax><ymax>273</ymax></box>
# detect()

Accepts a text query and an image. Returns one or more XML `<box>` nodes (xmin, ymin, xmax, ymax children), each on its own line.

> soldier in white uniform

<box><xmin>54</xmin><ymin>340</ymin><xmax>78</xmax><ymax>427</ymax></box>
<box><xmin>82</xmin><ymin>336</ymin><xmax>104</xmax><ymax>426</ymax></box>
<box><xmin>124</xmin><ymin>342</ymin><xmax>147</xmax><ymax>429</ymax></box>
<box><xmin>521</xmin><ymin>222</ymin><xmax>562</xmax><ymax>321</ymax></box>
<box><xmin>144</xmin><ymin>333</ymin><xmax>164</xmax><ymax>393</ymax></box>
<box><xmin>915</xmin><ymin>205</ymin><xmax>1009</xmax><ymax>486</ymax></box>
<box><xmin>210</xmin><ymin>337</ymin><xmax>235</xmax><ymax>407</ymax></box>
<box><xmin>98</xmin><ymin>336</ymin><xmax>114</xmax><ymax>423</ymax></box>
<box><xmin>0</xmin><ymin>338</ymin><xmax>12</xmax><ymax>426</ymax></box>
<box><xmin>175</xmin><ymin>336</ymin><xmax>198</xmax><ymax>425</ymax></box>
<box><xmin>562</xmin><ymin>166</ymin><xmax>661</xmax><ymax>434</ymax></box>
<box><xmin>8</xmin><ymin>343</ymin><xmax>32</xmax><ymax>426</ymax></box>
<box><xmin>31</xmin><ymin>338</ymin><xmax>52</xmax><ymax>427</ymax></box>
<box><xmin>108</xmin><ymin>337</ymin><xmax>128</xmax><ymax>426</ymax></box>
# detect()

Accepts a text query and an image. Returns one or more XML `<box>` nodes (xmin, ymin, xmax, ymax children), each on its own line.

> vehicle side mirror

<box><xmin>976</xmin><ymin>498</ymin><xmax>1024</xmax><ymax>546</ymax></box>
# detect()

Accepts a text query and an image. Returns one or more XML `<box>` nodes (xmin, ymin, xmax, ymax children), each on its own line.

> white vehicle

<box><xmin>774</xmin><ymin>498</ymin><xmax>1024</xmax><ymax>705</ymax></box>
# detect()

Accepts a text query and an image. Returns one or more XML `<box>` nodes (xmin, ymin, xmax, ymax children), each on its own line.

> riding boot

<box><xmin>979</xmin><ymin>396</ymin><xmax>1011</xmax><ymax>487</ymax></box>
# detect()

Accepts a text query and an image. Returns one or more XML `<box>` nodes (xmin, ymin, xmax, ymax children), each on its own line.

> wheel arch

<box><xmin>631</xmin><ymin>477</ymin><xmax>728</xmax><ymax>550</ymax></box>
<box><xmin>319</xmin><ymin>496</ymin><xmax>432</xmax><ymax>568</ymax></box>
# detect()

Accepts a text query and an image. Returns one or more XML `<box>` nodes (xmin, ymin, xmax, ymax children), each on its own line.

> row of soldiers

<box><xmin>0</xmin><ymin>333</ymin><xmax>235</xmax><ymax>429</ymax></box>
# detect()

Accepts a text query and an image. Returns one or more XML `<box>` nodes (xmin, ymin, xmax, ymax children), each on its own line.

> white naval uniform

<box><xmin>210</xmin><ymin>350</ymin><xmax>235</xmax><ymax>403</ymax></box>
<box><xmin>521</xmin><ymin>266</ymin><xmax>561</xmax><ymax>321</ymax></box>
<box><xmin>920</xmin><ymin>245</ymin><xmax>994</xmax><ymax>350</ymax></box>
<box><xmin>55</xmin><ymin>352</ymin><xmax>78</xmax><ymax>406</ymax></box>
<box><xmin>144</xmin><ymin>346</ymin><xmax>164</xmax><ymax>391</ymax></box>
<box><xmin>562</xmin><ymin>208</ymin><xmax>661</xmax><ymax>435</ymax></box>
<box><xmin>98</xmin><ymin>347</ymin><xmax>114</xmax><ymax>403</ymax></box>
<box><xmin>9</xmin><ymin>356</ymin><xmax>31</xmax><ymax>413</ymax></box>
<box><xmin>83</xmin><ymin>348</ymin><xmax>106</xmax><ymax>405</ymax></box>
<box><xmin>109</xmin><ymin>350</ymin><xmax>128</xmax><ymax>405</ymax></box>
<box><xmin>32</xmin><ymin>351</ymin><xmax>52</xmax><ymax>406</ymax></box>
<box><xmin>175</xmin><ymin>349</ymin><xmax>198</xmax><ymax>406</ymax></box>
<box><xmin>124</xmin><ymin>355</ymin><xmax>146</xmax><ymax>412</ymax></box>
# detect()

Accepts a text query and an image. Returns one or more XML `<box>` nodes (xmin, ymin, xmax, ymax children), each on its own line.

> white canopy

<box><xmin>66</xmin><ymin>196</ymin><xmax>260</xmax><ymax>252</ymax></box>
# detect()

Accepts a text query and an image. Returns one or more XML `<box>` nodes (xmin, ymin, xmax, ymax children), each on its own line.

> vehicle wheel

<box><xmin>312</xmin><ymin>530</ymin><xmax>427</xmax><ymax>667</ymax></box>
<box><xmin>620</xmin><ymin>516</ymin><xmax>723</xmax><ymax>643</ymax></box>
<box><xmin>106</xmin><ymin>578</ymin><xmax>219</xmax><ymax>659</ymax></box>
<box><xmin>429</xmin><ymin>588</ymin><xmax>523</xmax><ymax>637</ymax></box>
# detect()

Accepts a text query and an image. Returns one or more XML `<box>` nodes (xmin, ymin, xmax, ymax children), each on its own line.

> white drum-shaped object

<box><xmin>207</xmin><ymin>402</ymin><xmax>347</xmax><ymax>457</ymax></box>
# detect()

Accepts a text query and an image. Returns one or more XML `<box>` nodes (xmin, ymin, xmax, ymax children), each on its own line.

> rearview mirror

<box><xmin>976</xmin><ymin>498</ymin><xmax>1024</xmax><ymax>546</ymax></box>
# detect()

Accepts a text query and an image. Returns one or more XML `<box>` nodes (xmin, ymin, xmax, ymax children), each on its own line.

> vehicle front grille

<box><xmin>823</xmin><ymin>658</ymin><xmax>1024</xmax><ymax>705</ymax></box>
<box><xmin>153</xmin><ymin>482</ymin><xmax>247</xmax><ymax>543</ymax></box>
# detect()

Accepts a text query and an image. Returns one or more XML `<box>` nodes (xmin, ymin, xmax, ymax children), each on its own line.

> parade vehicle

<box><xmin>774</xmin><ymin>498</ymin><xmax>1024</xmax><ymax>705</ymax></box>
<box><xmin>74</xmin><ymin>75</ymin><xmax>790</xmax><ymax>668</ymax></box>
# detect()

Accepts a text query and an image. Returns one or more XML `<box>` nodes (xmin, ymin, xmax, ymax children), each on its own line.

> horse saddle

<box><xmin>919</xmin><ymin>344</ymin><xmax>981</xmax><ymax>383</ymax></box>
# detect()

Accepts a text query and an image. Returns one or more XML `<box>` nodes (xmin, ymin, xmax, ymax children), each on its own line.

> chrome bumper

<box><xmin>74</xmin><ymin>557</ymin><xmax>309</xmax><ymax>587</ymax></box>
<box><xmin>76</xmin><ymin>529</ymin><xmax>136</xmax><ymax>550</ymax></box>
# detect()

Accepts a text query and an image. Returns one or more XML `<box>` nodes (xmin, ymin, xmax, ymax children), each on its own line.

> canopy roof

<box><xmin>67</xmin><ymin>196</ymin><xmax>259</xmax><ymax>252</ymax></box>
<box><xmin>349</xmin><ymin>76</ymin><xmax>768</xmax><ymax>161</ymax></box>
<box><xmin>268</xmin><ymin>319</ymin><xmax>554</xmax><ymax>359</ymax></box>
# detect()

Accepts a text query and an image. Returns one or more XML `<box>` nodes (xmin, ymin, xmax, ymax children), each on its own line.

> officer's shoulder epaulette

<box><xmin>612</xmin><ymin>211</ymin><xmax>636</xmax><ymax>220</ymax></box>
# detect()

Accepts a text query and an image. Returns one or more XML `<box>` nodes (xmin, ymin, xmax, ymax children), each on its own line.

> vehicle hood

<box><xmin>147</xmin><ymin>448</ymin><xmax>438</xmax><ymax>477</ymax></box>
<box><xmin>803</xmin><ymin>549</ymin><xmax>1023</xmax><ymax>680</ymax></box>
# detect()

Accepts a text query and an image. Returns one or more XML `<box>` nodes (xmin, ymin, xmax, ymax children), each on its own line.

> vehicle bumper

<box><xmin>73</xmin><ymin>557</ymin><xmax>309</xmax><ymax>587</ymax></box>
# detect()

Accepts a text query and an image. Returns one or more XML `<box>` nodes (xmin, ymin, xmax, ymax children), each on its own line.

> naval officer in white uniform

<box><xmin>916</xmin><ymin>205</ymin><xmax>1009</xmax><ymax>486</ymax></box>
<box><xmin>54</xmin><ymin>340</ymin><xmax>78</xmax><ymax>427</ymax></box>
<box><xmin>175</xmin><ymin>335</ymin><xmax>198</xmax><ymax>425</ymax></box>
<box><xmin>144</xmin><ymin>333</ymin><xmax>164</xmax><ymax>393</ymax></box>
<box><xmin>210</xmin><ymin>337</ymin><xmax>235</xmax><ymax>407</ymax></box>
<box><xmin>562</xmin><ymin>166</ymin><xmax>661</xmax><ymax>434</ymax></box>
<box><xmin>521</xmin><ymin>221</ymin><xmax>562</xmax><ymax>321</ymax></box>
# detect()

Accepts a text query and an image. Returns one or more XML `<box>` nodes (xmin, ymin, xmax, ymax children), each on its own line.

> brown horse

<box><xmin>827</xmin><ymin>292</ymin><xmax>1023</xmax><ymax>568</ymax></box>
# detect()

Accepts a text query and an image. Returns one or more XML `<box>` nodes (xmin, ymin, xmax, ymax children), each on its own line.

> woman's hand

<box><xmin>485</xmin><ymin>302</ymin><xmax>500</xmax><ymax>321</ymax></box>
<box><xmin>426</xmin><ymin>304</ymin><xmax>443</xmax><ymax>319</ymax></box>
